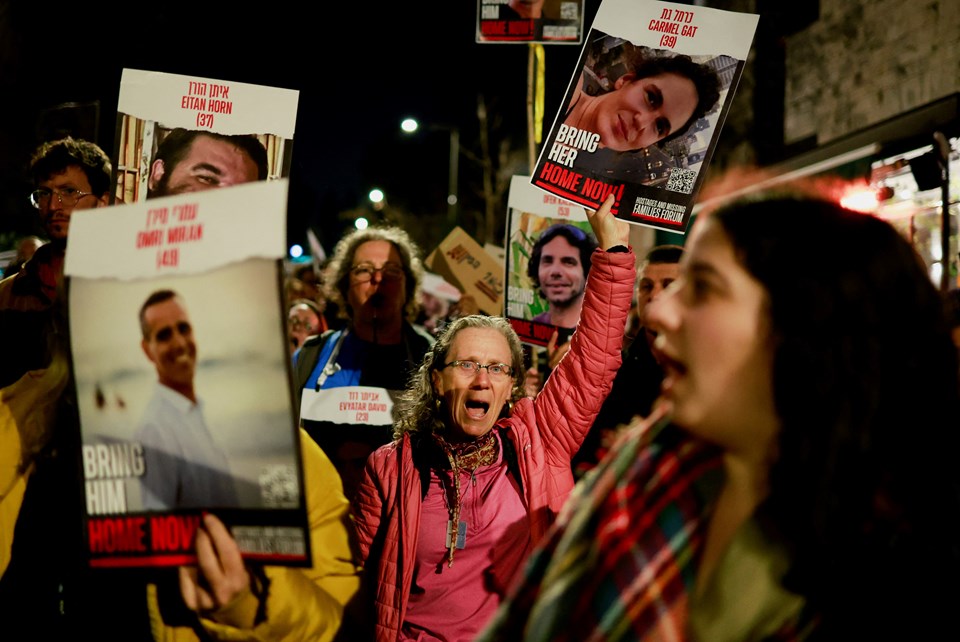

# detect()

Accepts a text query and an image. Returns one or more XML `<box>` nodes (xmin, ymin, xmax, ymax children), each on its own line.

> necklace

<box><xmin>432</xmin><ymin>430</ymin><xmax>499</xmax><ymax>567</ymax></box>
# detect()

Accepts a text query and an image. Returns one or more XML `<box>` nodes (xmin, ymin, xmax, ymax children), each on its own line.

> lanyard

<box><xmin>316</xmin><ymin>329</ymin><xmax>349</xmax><ymax>390</ymax></box>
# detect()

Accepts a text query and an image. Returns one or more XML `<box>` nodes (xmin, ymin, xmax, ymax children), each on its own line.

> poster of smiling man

<box><xmin>505</xmin><ymin>175</ymin><xmax>593</xmax><ymax>347</ymax></box>
<box><xmin>66</xmin><ymin>180</ymin><xmax>309</xmax><ymax>568</ymax></box>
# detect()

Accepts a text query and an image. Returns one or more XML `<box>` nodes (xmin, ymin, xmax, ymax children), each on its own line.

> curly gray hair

<box><xmin>324</xmin><ymin>226</ymin><xmax>424</xmax><ymax>322</ymax></box>
<box><xmin>393</xmin><ymin>315</ymin><xmax>526</xmax><ymax>440</ymax></box>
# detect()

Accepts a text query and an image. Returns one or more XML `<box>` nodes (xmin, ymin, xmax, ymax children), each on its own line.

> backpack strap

<box><xmin>293</xmin><ymin>329</ymin><xmax>336</xmax><ymax>414</ymax></box>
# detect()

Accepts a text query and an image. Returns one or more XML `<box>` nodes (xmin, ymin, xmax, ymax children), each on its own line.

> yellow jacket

<box><xmin>1</xmin><ymin>362</ymin><xmax>360</xmax><ymax>641</ymax></box>
<box><xmin>148</xmin><ymin>431</ymin><xmax>361</xmax><ymax>641</ymax></box>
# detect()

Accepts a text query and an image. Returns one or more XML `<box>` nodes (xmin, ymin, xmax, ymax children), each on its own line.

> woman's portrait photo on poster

<box><xmin>552</xmin><ymin>30</ymin><xmax>739</xmax><ymax>189</ymax></box>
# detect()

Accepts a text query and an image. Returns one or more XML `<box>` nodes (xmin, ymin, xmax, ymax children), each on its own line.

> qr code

<box><xmin>259</xmin><ymin>464</ymin><xmax>299</xmax><ymax>507</ymax></box>
<box><xmin>665</xmin><ymin>167</ymin><xmax>698</xmax><ymax>194</ymax></box>
<box><xmin>559</xmin><ymin>2</ymin><xmax>579</xmax><ymax>19</ymax></box>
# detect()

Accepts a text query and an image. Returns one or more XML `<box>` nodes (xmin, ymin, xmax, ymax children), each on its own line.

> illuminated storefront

<box><xmin>689</xmin><ymin>93</ymin><xmax>960</xmax><ymax>292</ymax></box>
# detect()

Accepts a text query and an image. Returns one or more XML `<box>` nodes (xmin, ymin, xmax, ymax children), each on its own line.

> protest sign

<box><xmin>505</xmin><ymin>176</ymin><xmax>592</xmax><ymax>346</ymax></box>
<box><xmin>112</xmin><ymin>68</ymin><xmax>298</xmax><ymax>204</ymax></box>
<box><xmin>66</xmin><ymin>180</ymin><xmax>309</xmax><ymax>568</ymax></box>
<box><xmin>531</xmin><ymin>0</ymin><xmax>759</xmax><ymax>234</ymax></box>
<box><xmin>425</xmin><ymin>227</ymin><xmax>504</xmax><ymax>316</ymax></box>
<box><xmin>476</xmin><ymin>0</ymin><xmax>586</xmax><ymax>44</ymax></box>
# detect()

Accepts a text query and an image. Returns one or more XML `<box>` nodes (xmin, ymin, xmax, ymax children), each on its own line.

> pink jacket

<box><xmin>353</xmin><ymin>249</ymin><xmax>635</xmax><ymax>641</ymax></box>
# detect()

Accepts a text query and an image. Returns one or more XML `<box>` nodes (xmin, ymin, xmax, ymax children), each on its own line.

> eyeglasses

<box><xmin>350</xmin><ymin>262</ymin><xmax>405</xmax><ymax>283</ymax></box>
<box><xmin>29</xmin><ymin>187</ymin><xmax>98</xmax><ymax>210</ymax></box>
<box><xmin>442</xmin><ymin>360</ymin><xmax>514</xmax><ymax>379</ymax></box>
<box><xmin>288</xmin><ymin>317</ymin><xmax>317</xmax><ymax>332</ymax></box>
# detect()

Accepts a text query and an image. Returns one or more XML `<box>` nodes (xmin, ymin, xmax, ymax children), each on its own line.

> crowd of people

<box><xmin>3</xmin><ymin>134</ymin><xmax>960</xmax><ymax>642</ymax></box>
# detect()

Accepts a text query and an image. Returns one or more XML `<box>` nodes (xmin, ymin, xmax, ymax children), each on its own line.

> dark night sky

<box><xmin>0</xmin><ymin>0</ymin><xmax>598</xmax><ymax>255</ymax></box>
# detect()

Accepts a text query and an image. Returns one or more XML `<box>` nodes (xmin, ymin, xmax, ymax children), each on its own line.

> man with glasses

<box><xmin>0</xmin><ymin>138</ymin><xmax>363</xmax><ymax>638</ymax></box>
<box><xmin>293</xmin><ymin>226</ymin><xmax>434</xmax><ymax>501</ymax></box>
<box><xmin>0</xmin><ymin>139</ymin><xmax>157</xmax><ymax>634</ymax></box>
<box><xmin>28</xmin><ymin>138</ymin><xmax>112</xmax><ymax>241</ymax></box>
<box><xmin>0</xmin><ymin>137</ymin><xmax>111</xmax><ymax>387</ymax></box>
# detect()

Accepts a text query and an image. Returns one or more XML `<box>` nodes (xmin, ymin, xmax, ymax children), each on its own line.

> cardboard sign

<box><xmin>425</xmin><ymin>227</ymin><xmax>504</xmax><ymax>316</ymax></box>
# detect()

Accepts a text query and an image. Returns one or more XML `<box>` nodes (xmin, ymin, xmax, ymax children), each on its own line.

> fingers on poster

<box><xmin>68</xmin><ymin>70</ymin><xmax>310</xmax><ymax>568</ymax></box>
<box><xmin>530</xmin><ymin>0</ymin><xmax>760</xmax><ymax>235</ymax></box>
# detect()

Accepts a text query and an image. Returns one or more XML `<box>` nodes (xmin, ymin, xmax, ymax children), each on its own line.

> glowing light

<box><xmin>289</xmin><ymin>244</ymin><xmax>304</xmax><ymax>259</ymax></box>
<box><xmin>931</xmin><ymin>261</ymin><xmax>943</xmax><ymax>285</ymax></box>
<box><xmin>368</xmin><ymin>189</ymin><xmax>384</xmax><ymax>204</ymax></box>
<box><xmin>931</xmin><ymin>231</ymin><xmax>943</xmax><ymax>261</ymax></box>
<box><xmin>401</xmin><ymin>118</ymin><xmax>419</xmax><ymax>133</ymax></box>
<box><xmin>839</xmin><ymin>185</ymin><xmax>880</xmax><ymax>213</ymax></box>
<box><xmin>355</xmin><ymin>217</ymin><xmax>369</xmax><ymax>230</ymax></box>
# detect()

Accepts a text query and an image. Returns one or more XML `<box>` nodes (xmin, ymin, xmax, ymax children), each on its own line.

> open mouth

<box><xmin>659</xmin><ymin>351</ymin><xmax>686</xmax><ymax>375</ymax></box>
<box><xmin>658</xmin><ymin>352</ymin><xmax>686</xmax><ymax>393</ymax></box>
<box><xmin>465</xmin><ymin>399</ymin><xmax>490</xmax><ymax>420</ymax></box>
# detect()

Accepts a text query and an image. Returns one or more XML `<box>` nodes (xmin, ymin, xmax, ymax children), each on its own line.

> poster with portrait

<box><xmin>111</xmin><ymin>68</ymin><xmax>299</xmax><ymax>205</ymax></box>
<box><xmin>476</xmin><ymin>0</ymin><xmax>585</xmax><ymax>44</ymax></box>
<box><xmin>531</xmin><ymin>0</ymin><xmax>758</xmax><ymax>234</ymax></box>
<box><xmin>65</xmin><ymin>180</ymin><xmax>310</xmax><ymax>569</ymax></box>
<box><xmin>505</xmin><ymin>175</ymin><xmax>593</xmax><ymax>347</ymax></box>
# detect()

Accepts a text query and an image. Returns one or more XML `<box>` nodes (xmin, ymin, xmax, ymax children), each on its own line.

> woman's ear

<box><xmin>614</xmin><ymin>73</ymin><xmax>636</xmax><ymax>90</ymax></box>
<box><xmin>431</xmin><ymin>369</ymin><xmax>443</xmax><ymax>396</ymax></box>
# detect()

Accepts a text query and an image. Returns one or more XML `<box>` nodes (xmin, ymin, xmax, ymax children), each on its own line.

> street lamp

<box><xmin>368</xmin><ymin>188</ymin><xmax>385</xmax><ymax>211</ymax></box>
<box><xmin>401</xmin><ymin>116</ymin><xmax>460</xmax><ymax>228</ymax></box>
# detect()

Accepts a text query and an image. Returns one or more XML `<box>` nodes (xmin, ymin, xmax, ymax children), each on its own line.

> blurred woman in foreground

<box><xmin>480</xmin><ymin>184</ymin><xmax>960</xmax><ymax>640</ymax></box>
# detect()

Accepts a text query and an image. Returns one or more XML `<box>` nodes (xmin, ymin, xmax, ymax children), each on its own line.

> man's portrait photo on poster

<box><xmin>70</xmin><ymin>259</ymin><xmax>300</xmax><ymax>514</ymax></box>
<box><xmin>114</xmin><ymin>119</ymin><xmax>291</xmax><ymax>204</ymax></box>
<box><xmin>134</xmin><ymin>288</ymin><xmax>238</xmax><ymax>510</ymax></box>
<box><xmin>505</xmin><ymin>195</ymin><xmax>597</xmax><ymax>345</ymax></box>
<box><xmin>526</xmin><ymin>223</ymin><xmax>598</xmax><ymax>330</ymax></box>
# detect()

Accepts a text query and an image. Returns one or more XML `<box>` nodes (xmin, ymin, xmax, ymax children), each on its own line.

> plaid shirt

<box><xmin>480</xmin><ymin>415</ymin><xmax>817</xmax><ymax>642</ymax></box>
